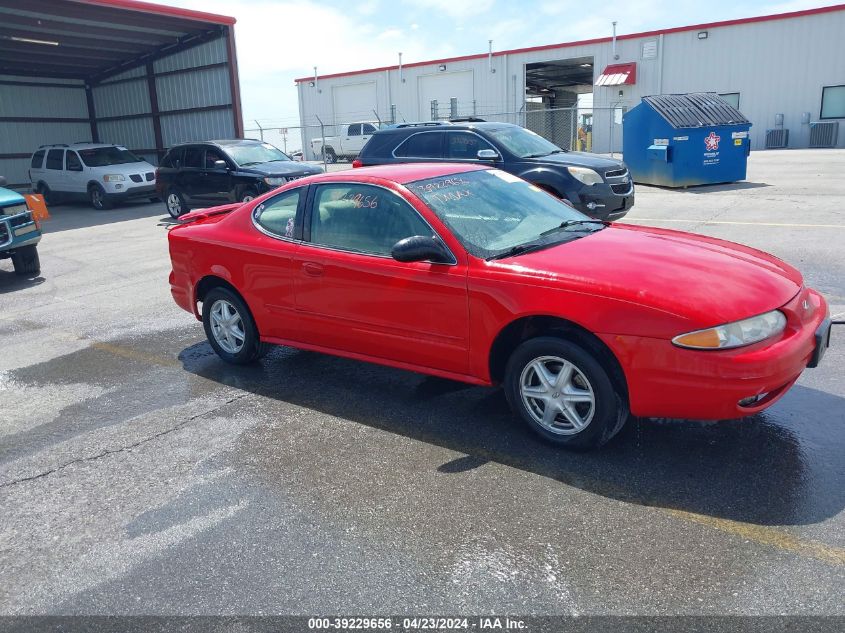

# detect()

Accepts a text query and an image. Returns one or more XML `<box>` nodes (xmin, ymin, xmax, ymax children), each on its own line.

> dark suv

<box><xmin>355</xmin><ymin>122</ymin><xmax>634</xmax><ymax>220</ymax></box>
<box><xmin>156</xmin><ymin>139</ymin><xmax>323</xmax><ymax>218</ymax></box>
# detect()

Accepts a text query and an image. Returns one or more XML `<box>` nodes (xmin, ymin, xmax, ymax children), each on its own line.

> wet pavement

<box><xmin>1</xmin><ymin>150</ymin><xmax>843</xmax><ymax>615</ymax></box>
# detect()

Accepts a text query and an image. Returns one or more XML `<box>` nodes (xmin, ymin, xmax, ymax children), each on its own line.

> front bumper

<box><xmin>0</xmin><ymin>212</ymin><xmax>42</xmax><ymax>253</ymax></box>
<box><xmin>571</xmin><ymin>183</ymin><xmax>634</xmax><ymax>221</ymax></box>
<box><xmin>599</xmin><ymin>288</ymin><xmax>830</xmax><ymax>420</ymax></box>
<box><xmin>104</xmin><ymin>183</ymin><xmax>156</xmax><ymax>200</ymax></box>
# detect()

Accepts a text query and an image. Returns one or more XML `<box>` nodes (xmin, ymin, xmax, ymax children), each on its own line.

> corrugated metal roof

<box><xmin>641</xmin><ymin>93</ymin><xmax>750</xmax><ymax>128</ymax></box>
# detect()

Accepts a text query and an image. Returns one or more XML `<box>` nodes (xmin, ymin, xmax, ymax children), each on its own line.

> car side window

<box><xmin>446</xmin><ymin>132</ymin><xmax>494</xmax><ymax>159</ymax></box>
<box><xmin>46</xmin><ymin>149</ymin><xmax>64</xmax><ymax>170</ymax></box>
<box><xmin>66</xmin><ymin>151</ymin><xmax>83</xmax><ymax>171</ymax></box>
<box><xmin>310</xmin><ymin>183</ymin><xmax>433</xmax><ymax>256</ymax></box>
<box><xmin>361</xmin><ymin>123</ymin><xmax>377</xmax><ymax>135</ymax></box>
<box><xmin>394</xmin><ymin>132</ymin><xmax>443</xmax><ymax>158</ymax></box>
<box><xmin>254</xmin><ymin>188</ymin><xmax>301</xmax><ymax>239</ymax></box>
<box><xmin>160</xmin><ymin>150</ymin><xmax>175</xmax><ymax>168</ymax></box>
<box><xmin>183</xmin><ymin>147</ymin><xmax>202</xmax><ymax>169</ymax></box>
<box><xmin>205</xmin><ymin>149</ymin><xmax>226</xmax><ymax>168</ymax></box>
<box><xmin>347</xmin><ymin>124</ymin><xmax>361</xmax><ymax>136</ymax></box>
<box><xmin>31</xmin><ymin>150</ymin><xmax>45</xmax><ymax>169</ymax></box>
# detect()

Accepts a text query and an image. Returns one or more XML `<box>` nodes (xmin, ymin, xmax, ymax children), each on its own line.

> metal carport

<box><xmin>0</xmin><ymin>0</ymin><xmax>242</xmax><ymax>190</ymax></box>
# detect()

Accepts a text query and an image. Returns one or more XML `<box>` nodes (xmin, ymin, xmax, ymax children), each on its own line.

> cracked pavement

<box><xmin>0</xmin><ymin>150</ymin><xmax>843</xmax><ymax>615</ymax></box>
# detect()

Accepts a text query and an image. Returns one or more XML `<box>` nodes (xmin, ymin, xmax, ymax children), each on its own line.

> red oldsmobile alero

<box><xmin>168</xmin><ymin>163</ymin><xmax>831</xmax><ymax>449</ymax></box>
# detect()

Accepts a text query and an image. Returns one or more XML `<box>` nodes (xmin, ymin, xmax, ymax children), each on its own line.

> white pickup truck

<box><xmin>310</xmin><ymin>122</ymin><xmax>379</xmax><ymax>163</ymax></box>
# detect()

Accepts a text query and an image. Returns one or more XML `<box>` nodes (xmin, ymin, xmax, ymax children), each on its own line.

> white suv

<box><xmin>29</xmin><ymin>143</ymin><xmax>157</xmax><ymax>210</ymax></box>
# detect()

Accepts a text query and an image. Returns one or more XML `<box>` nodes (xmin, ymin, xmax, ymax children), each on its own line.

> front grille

<box><xmin>286</xmin><ymin>174</ymin><xmax>306</xmax><ymax>182</ymax></box>
<box><xmin>129</xmin><ymin>174</ymin><xmax>143</xmax><ymax>183</ymax></box>
<box><xmin>2</xmin><ymin>203</ymin><xmax>27</xmax><ymax>216</ymax></box>
<box><xmin>0</xmin><ymin>221</ymin><xmax>9</xmax><ymax>245</ymax></box>
<box><xmin>10</xmin><ymin>213</ymin><xmax>30</xmax><ymax>227</ymax></box>
<box><xmin>145</xmin><ymin>172</ymin><xmax>155</xmax><ymax>181</ymax></box>
<box><xmin>611</xmin><ymin>182</ymin><xmax>631</xmax><ymax>195</ymax></box>
<box><xmin>605</xmin><ymin>168</ymin><xmax>628</xmax><ymax>179</ymax></box>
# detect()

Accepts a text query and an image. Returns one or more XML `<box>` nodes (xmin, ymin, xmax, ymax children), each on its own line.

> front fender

<box><xmin>514</xmin><ymin>167</ymin><xmax>578</xmax><ymax>200</ymax></box>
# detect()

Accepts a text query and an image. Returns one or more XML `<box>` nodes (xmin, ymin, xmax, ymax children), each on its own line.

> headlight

<box><xmin>103</xmin><ymin>174</ymin><xmax>125</xmax><ymax>182</ymax></box>
<box><xmin>672</xmin><ymin>310</ymin><xmax>787</xmax><ymax>350</ymax></box>
<box><xmin>263</xmin><ymin>177</ymin><xmax>285</xmax><ymax>186</ymax></box>
<box><xmin>566</xmin><ymin>166</ymin><xmax>603</xmax><ymax>186</ymax></box>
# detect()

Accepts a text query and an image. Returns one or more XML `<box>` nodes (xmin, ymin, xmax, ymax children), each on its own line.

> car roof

<box><xmin>37</xmin><ymin>143</ymin><xmax>123</xmax><ymax>151</ymax></box>
<box><xmin>382</xmin><ymin>121</ymin><xmax>514</xmax><ymax>133</ymax></box>
<box><xmin>300</xmin><ymin>163</ymin><xmax>489</xmax><ymax>185</ymax></box>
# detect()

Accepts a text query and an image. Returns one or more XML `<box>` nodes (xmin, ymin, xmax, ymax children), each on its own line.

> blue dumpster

<box><xmin>623</xmin><ymin>93</ymin><xmax>751</xmax><ymax>187</ymax></box>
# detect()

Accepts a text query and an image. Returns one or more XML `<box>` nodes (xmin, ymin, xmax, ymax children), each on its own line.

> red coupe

<box><xmin>168</xmin><ymin>163</ymin><xmax>831</xmax><ymax>449</ymax></box>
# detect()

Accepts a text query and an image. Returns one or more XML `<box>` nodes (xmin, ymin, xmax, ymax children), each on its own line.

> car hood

<box><xmin>489</xmin><ymin>223</ymin><xmax>802</xmax><ymax>329</ymax></box>
<box><xmin>88</xmin><ymin>161</ymin><xmax>156</xmax><ymax>174</ymax></box>
<box><xmin>240</xmin><ymin>161</ymin><xmax>323</xmax><ymax>177</ymax></box>
<box><xmin>524</xmin><ymin>151</ymin><xmax>626</xmax><ymax>171</ymax></box>
<box><xmin>0</xmin><ymin>187</ymin><xmax>25</xmax><ymax>206</ymax></box>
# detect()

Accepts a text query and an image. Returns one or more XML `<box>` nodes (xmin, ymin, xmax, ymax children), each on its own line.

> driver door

<box><xmin>293</xmin><ymin>182</ymin><xmax>470</xmax><ymax>375</ymax></box>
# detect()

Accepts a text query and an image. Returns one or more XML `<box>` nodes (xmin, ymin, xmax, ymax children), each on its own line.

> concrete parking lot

<box><xmin>0</xmin><ymin>149</ymin><xmax>843</xmax><ymax>615</ymax></box>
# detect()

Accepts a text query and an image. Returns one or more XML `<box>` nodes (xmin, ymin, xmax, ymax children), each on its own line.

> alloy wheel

<box><xmin>167</xmin><ymin>193</ymin><xmax>182</xmax><ymax>217</ymax></box>
<box><xmin>519</xmin><ymin>355</ymin><xmax>595</xmax><ymax>434</ymax></box>
<box><xmin>209</xmin><ymin>299</ymin><xmax>246</xmax><ymax>354</ymax></box>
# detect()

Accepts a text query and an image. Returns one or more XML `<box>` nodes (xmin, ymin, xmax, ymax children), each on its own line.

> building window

<box><xmin>719</xmin><ymin>93</ymin><xmax>740</xmax><ymax>109</ymax></box>
<box><xmin>820</xmin><ymin>85</ymin><xmax>845</xmax><ymax>119</ymax></box>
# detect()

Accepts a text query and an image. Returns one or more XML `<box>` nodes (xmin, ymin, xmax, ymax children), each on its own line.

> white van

<box><xmin>29</xmin><ymin>143</ymin><xmax>157</xmax><ymax>210</ymax></box>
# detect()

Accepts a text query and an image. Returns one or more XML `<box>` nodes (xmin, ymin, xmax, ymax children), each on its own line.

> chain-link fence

<box><xmin>245</xmin><ymin>101</ymin><xmax>626</xmax><ymax>166</ymax></box>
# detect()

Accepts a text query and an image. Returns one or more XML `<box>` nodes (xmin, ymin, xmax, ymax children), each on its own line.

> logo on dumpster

<box><xmin>704</xmin><ymin>131</ymin><xmax>721</xmax><ymax>151</ymax></box>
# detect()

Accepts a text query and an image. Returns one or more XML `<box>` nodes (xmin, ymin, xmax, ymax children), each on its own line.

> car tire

<box><xmin>504</xmin><ymin>336</ymin><xmax>628</xmax><ymax>450</ymax></box>
<box><xmin>36</xmin><ymin>182</ymin><xmax>53</xmax><ymax>205</ymax></box>
<box><xmin>239</xmin><ymin>188</ymin><xmax>258</xmax><ymax>203</ymax></box>
<box><xmin>323</xmin><ymin>148</ymin><xmax>337</xmax><ymax>164</ymax></box>
<box><xmin>89</xmin><ymin>184</ymin><xmax>113</xmax><ymax>210</ymax></box>
<box><xmin>202</xmin><ymin>287</ymin><xmax>268</xmax><ymax>364</ymax></box>
<box><xmin>165</xmin><ymin>188</ymin><xmax>189</xmax><ymax>218</ymax></box>
<box><xmin>11</xmin><ymin>245</ymin><xmax>40</xmax><ymax>276</ymax></box>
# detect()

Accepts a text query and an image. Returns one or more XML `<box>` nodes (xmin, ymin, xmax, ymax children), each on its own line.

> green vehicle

<box><xmin>0</xmin><ymin>176</ymin><xmax>42</xmax><ymax>276</ymax></box>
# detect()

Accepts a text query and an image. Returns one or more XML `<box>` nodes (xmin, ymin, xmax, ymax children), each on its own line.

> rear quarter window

<box><xmin>31</xmin><ymin>150</ymin><xmax>46</xmax><ymax>169</ymax></box>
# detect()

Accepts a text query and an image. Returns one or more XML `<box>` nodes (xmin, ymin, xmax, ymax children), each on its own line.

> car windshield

<box><xmin>78</xmin><ymin>146</ymin><xmax>143</xmax><ymax>167</ymax></box>
<box><xmin>486</xmin><ymin>126</ymin><xmax>565</xmax><ymax>158</ymax></box>
<box><xmin>409</xmin><ymin>169</ymin><xmax>603</xmax><ymax>260</ymax></box>
<box><xmin>223</xmin><ymin>142</ymin><xmax>292</xmax><ymax>166</ymax></box>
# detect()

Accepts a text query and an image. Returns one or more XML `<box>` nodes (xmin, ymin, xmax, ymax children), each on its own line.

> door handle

<box><xmin>302</xmin><ymin>262</ymin><xmax>324</xmax><ymax>277</ymax></box>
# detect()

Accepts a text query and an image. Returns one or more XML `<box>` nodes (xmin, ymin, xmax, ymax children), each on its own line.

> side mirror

<box><xmin>213</xmin><ymin>159</ymin><xmax>228</xmax><ymax>170</ymax></box>
<box><xmin>391</xmin><ymin>235</ymin><xmax>452</xmax><ymax>264</ymax></box>
<box><xmin>0</xmin><ymin>176</ymin><xmax>7</xmax><ymax>187</ymax></box>
<box><xmin>477</xmin><ymin>149</ymin><xmax>500</xmax><ymax>161</ymax></box>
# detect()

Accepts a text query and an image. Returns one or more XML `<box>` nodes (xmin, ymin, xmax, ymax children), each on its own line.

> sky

<box><xmin>161</xmin><ymin>0</ymin><xmax>829</xmax><ymax>131</ymax></box>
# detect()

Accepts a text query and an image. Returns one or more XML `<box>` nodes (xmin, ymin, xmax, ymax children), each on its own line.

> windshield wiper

<box><xmin>486</xmin><ymin>241</ymin><xmax>552</xmax><ymax>261</ymax></box>
<box><xmin>239</xmin><ymin>161</ymin><xmax>263</xmax><ymax>166</ymax></box>
<box><xmin>539</xmin><ymin>219</ymin><xmax>609</xmax><ymax>237</ymax></box>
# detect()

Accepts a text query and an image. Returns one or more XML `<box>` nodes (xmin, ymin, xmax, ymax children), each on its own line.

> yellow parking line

<box><xmin>664</xmin><ymin>509</ymin><xmax>845</xmax><ymax>567</ymax></box>
<box><xmin>623</xmin><ymin>218</ymin><xmax>844</xmax><ymax>229</ymax></box>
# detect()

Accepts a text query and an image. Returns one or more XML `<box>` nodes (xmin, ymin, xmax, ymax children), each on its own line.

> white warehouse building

<box><xmin>295</xmin><ymin>4</ymin><xmax>845</xmax><ymax>158</ymax></box>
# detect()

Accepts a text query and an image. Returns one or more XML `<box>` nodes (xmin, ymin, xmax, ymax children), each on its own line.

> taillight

<box><xmin>352</xmin><ymin>159</ymin><xmax>363</xmax><ymax>168</ymax></box>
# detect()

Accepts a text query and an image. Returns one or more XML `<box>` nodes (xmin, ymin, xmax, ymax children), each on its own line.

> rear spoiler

<box><xmin>177</xmin><ymin>203</ymin><xmax>241</xmax><ymax>224</ymax></box>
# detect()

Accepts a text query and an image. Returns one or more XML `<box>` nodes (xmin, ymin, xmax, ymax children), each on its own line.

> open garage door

<box><xmin>418</xmin><ymin>71</ymin><xmax>474</xmax><ymax>120</ymax></box>
<box><xmin>0</xmin><ymin>0</ymin><xmax>242</xmax><ymax>190</ymax></box>
<box><xmin>331</xmin><ymin>81</ymin><xmax>378</xmax><ymax>128</ymax></box>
